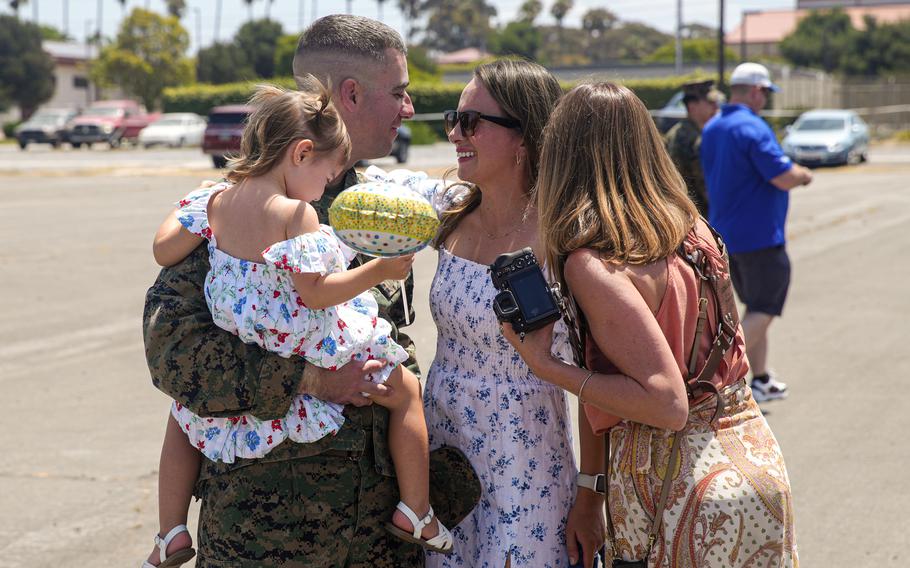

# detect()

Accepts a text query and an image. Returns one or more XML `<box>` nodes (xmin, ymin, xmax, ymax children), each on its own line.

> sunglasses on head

<box><xmin>443</xmin><ymin>110</ymin><xmax>521</xmax><ymax>136</ymax></box>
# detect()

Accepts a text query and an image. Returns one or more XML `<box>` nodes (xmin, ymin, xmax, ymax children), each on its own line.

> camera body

<box><xmin>490</xmin><ymin>248</ymin><xmax>564</xmax><ymax>334</ymax></box>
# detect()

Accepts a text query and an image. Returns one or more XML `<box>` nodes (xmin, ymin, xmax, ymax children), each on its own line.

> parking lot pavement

<box><xmin>1</xmin><ymin>144</ymin><xmax>909</xmax><ymax>567</ymax></box>
<box><xmin>0</xmin><ymin>142</ymin><xmax>458</xmax><ymax>176</ymax></box>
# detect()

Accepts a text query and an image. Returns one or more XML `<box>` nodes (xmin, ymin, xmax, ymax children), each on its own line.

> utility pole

<box><xmin>311</xmin><ymin>0</ymin><xmax>318</xmax><ymax>24</ymax></box>
<box><xmin>214</xmin><ymin>0</ymin><xmax>222</xmax><ymax>41</ymax></box>
<box><xmin>718</xmin><ymin>0</ymin><xmax>725</xmax><ymax>91</ymax></box>
<box><xmin>96</xmin><ymin>0</ymin><xmax>103</xmax><ymax>42</ymax></box>
<box><xmin>194</xmin><ymin>7</ymin><xmax>202</xmax><ymax>52</ymax></box>
<box><xmin>32</xmin><ymin>0</ymin><xmax>37</xmax><ymax>23</ymax></box>
<box><xmin>675</xmin><ymin>0</ymin><xmax>683</xmax><ymax>75</ymax></box>
<box><xmin>63</xmin><ymin>0</ymin><xmax>69</xmax><ymax>36</ymax></box>
<box><xmin>299</xmin><ymin>0</ymin><xmax>305</xmax><ymax>30</ymax></box>
<box><xmin>346</xmin><ymin>0</ymin><xmax>352</xmax><ymax>14</ymax></box>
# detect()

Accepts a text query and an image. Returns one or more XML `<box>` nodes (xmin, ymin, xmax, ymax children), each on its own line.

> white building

<box><xmin>42</xmin><ymin>40</ymin><xmax>100</xmax><ymax>111</ymax></box>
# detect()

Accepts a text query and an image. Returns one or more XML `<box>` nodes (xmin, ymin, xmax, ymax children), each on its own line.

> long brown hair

<box><xmin>433</xmin><ymin>59</ymin><xmax>562</xmax><ymax>247</ymax></box>
<box><xmin>536</xmin><ymin>82</ymin><xmax>697</xmax><ymax>288</ymax></box>
<box><xmin>226</xmin><ymin>77</ymin><xmax>350</xmax><ymax>184</ymax></box>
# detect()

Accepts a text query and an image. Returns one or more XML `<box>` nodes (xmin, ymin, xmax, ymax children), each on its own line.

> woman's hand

<box><xmin>372</xmin><ymin>253</ymin><xmax>415</xmax><ymax>281</ymax></box>
<box><xmin>500</xmin><ymin>321</ymin><xmax>557</xmax><ymax>377</ymax></box>
<box><xmin>566</xmin><ymin>488</ymin><xmax>607</xmax><ymax>568</ymax></box>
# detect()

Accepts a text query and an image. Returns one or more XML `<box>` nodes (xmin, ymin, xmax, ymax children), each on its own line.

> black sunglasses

<box><xmin>443</xmin><ymin>110</ymin><xmax>521</xmax><ymax>136</ymax></box>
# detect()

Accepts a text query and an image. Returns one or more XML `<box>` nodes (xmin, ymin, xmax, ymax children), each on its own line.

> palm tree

<box><xmin>243</xmin><ymin>0</ymin><xmax>257</xmax><ymax>22</ymax></box>
<box><xmin>165</xmin><ymin>0</ymin><xmax>187</xmax><ymax>18</ymax></box>
<box><xmin>9</xmin><ymin>0</ymin><xmax>28</xmax><ymax>19</ymax></box>
<box><xmin>550</xmin><ymin>0</ymin><xmax>573</xmax><ymax>29</ymax></box>
<box><xmin>377</xmin><ymin>0</ymin><xmax>387</xmax><ymax>21</ymax></box>
<box><xmin>397</xmin><ymin>0</ymin><xmax>420</xmax><ymax>42</ymax></box>
<box><xmin>518</xmin><ymin>0</ymin><xmax>541</xmax><ymax>24</ymax></box>
<box><xmin>116</xmin><ymin>0</ymin><xmax>126</xmax><ymax>16</ymax></box>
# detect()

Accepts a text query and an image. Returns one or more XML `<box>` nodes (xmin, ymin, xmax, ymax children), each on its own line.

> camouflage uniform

<box><xmin>143</xmin><ymin>168</ymin><xmax>478</xmax><ymax>567</ymax></box>
<box><xmin>666</xmin><ymin>118</ymin><xmax>709</xmax><ymax>217</ymax></box>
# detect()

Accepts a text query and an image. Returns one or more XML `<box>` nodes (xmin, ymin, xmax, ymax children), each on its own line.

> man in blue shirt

<box><xmin>701</xmin><ymin>62</ymin><xmax>813</xmax><ymax>403</ymax></box>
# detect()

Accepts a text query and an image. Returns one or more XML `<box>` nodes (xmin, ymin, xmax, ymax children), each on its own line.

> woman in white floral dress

<box><xmin>141</xmin><ymin>83</ymin><xmax>452</xmax><ymax>567</ymax></box>
<box><xmin>421</xmin><ymin>60</ymin><xmax>606</xmax><ymax>568</ymax></box>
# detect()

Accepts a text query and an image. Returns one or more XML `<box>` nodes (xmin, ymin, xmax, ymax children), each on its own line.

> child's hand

<box><xmin>373</xmin><ymin>254</ymin><xmax>416</xmax><ymax>281</ymax></box>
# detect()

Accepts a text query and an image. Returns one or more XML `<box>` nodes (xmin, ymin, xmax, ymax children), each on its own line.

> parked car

<box><xmin>139</xmin><ymin>113</ymin><xmax>207</xmax><ymax>148</ymax></box>
<box><xmin>202</xmin><ymin>105</ymin><xmax>251</xmax><ymax>169</ymax></box>
<box><xmin>782</xmin><ymin>109</ymin><xmax>869</xmax><ymax>166</ymax></box>
<box><xmin>652</xmin><ymin>91</ymin><xmax>687</xmax><ymax>134</ymax></box>
<box><xmin>14</xmin><ymin>108</ymin><xmax>79</xmax><ymax>149</ymax></box>
<box><xmin>67</xmin><ymin>100</ymin><xmax>157</xmax><ymax>148</ymax></box>
<box><xmin>390</xmin><ymin>124</ymin><xmax>411</xmax><ymax>163</ymax></box>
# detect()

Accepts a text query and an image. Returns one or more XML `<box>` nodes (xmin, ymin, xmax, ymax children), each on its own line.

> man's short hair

<box><xmin>293</xmin><ymin>15</ymin><xmax>406</xmax><ymax>86</ymax></box>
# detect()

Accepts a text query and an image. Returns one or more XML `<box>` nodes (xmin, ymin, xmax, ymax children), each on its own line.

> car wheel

<box><xmin>109</xmin><ymin>137</ymin><xmax>122</xmax><ymax>149</ymax></box>
<box><xmin>17</xmin><ymin>140</ymin><xmax>27</xmax><ymax>150</ymax></box>
<box><xmin>175</xmin><ymin>137</ymin><xmax>185</xmax><ymax>148</ymax></box>
<box><xmin>72</xmin><ymin>142</ymin><xmax>82</xmax><ymax>149</ymax></box>
<box><xmin>212</xmin><ymin>155</ymin><xmax>228</xmax><ymax>169</ymax></box>
<box><xmin>51</xmin><ymin>140</ymin><xmax>61</xmax><ymax>149</ymax></box>
<box><xmin>395</xmin><ymin>142</ymin><xmax>409</xmax><ymax>164</ymax></box>
<box><xmin>846</xmin><ymin>148</ymin><xmax>861</xmax><ymax>165</ymax></box>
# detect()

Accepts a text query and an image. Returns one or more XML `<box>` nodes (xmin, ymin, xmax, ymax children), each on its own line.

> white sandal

<box><xmin>385</xmin><ymin>502</ymin><xmax>455</xmax><ymax>555</ymax></box>
<box><xmin>139</xmin><ymin>524</ymin><xmax>196</xmax><ymax>568</ymax></box>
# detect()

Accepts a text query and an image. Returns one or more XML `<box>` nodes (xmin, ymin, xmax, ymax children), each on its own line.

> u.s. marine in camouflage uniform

<box><xmin>143</xmin><ymin>15</ymin><xmax>478</xmax><ymax>568</ymax></box>
<box><xmin>665</xmin><ymin>80</ymin><xmax>723</xmax><ymax>217</ymax></box>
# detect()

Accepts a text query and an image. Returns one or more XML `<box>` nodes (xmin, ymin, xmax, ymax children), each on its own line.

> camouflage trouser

<box><xmin>195</xmin><ymin>449</ymin><xmax>424</xmax><ymax>567</ymax></box>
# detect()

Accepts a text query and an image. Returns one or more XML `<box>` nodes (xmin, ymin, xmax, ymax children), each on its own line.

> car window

<box><xmin>794</xmin><ymin>118</ymin><xmax>845</xmax><ymax>131</ymax></box>
<box><xmin>208</xmin><ymin>112</ymin><xmax>248</xmax><ymax>124</ymax></box>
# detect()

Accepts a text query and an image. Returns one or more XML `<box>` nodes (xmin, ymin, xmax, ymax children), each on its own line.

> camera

<box><xmin>489</xmin><ymin>248</ymin><xmax>564</xmax><ymax>334</ymax></box>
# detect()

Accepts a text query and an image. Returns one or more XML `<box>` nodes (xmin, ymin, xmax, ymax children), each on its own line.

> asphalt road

<box><xmin>0</xmin><ymin>144</ymin><xmax>908</xmax><ymax>567</ymax></box>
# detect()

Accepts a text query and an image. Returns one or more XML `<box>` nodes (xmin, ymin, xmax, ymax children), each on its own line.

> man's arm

<box><xmin>144</xmin><ymin>243</ymin><xmax>394</xmax><ymax>416</ymax></box>
<box><xmin>144</xmin><ymin>243</ymin><xmax>307</xmax><ymax>418</ymax></box>
<box><xmin>770</xmin><ymin>164</ymin><xmax>813</xmax><ymax>191</ymax></box>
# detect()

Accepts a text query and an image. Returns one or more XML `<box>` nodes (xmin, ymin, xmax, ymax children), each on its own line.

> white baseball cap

<box><xmin>730</xmin><ymin>62</ymin><xmax>781</xmax><ymax>92</ymax></box>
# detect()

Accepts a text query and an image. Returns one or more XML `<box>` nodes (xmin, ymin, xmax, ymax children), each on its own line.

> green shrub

<box><xmin>3</xmin><ymin>121</ymin><xmax>20</xmax><ymax>138</ymax></box>
<box><xmin>408</xmin><ymin>121</ymin><xmax>440</xmax><ymax>145</ymax></box>
<box><xmin>163</xmin><ymin>77</ymin><xmax>296</xmax><ymax>114</ymax></box>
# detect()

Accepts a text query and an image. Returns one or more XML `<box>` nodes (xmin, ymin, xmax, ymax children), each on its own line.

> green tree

<box><xmin>517</xmin><ymin>0</ymin><xmax>542</xmax><ymax>24</ymax></box>
<box><xmin>0</xmin><ymin>15</ymin><xmax>54</xmax><ymax>117</ymax></box>
<box><xmin>166</xmin><ymin>0</ymin><xmax>187</xmax><ymax>19</ymax></box>
<box><xmin>273</xmin><ymin>33</ymin><xmax>298</xmax><ymax>77</ymax></box>
<box><xmin>550</xmin><ymin>0</ymin><xmax>573</xmax><ymax>28</ymax></box>
<box><xmin>645</xmin><ymin>37</ymin><xmax>736</xmax><ymax>63</ymax></box>
<box><xmin>682</xmin><ymin>23</ymin><xmax>715</xmax><ymax>40</ymax></box>
<box><xmin>780</xmin><ymin>9</ymin><xmax>855</xmax><ymax>73</ymax></box>
<box><xmin>422</xmin><ymin>0</ymin><xmax>496</xmax><ymax>52</ymax></box>
<box><xmin>842</xmin><ymin>17</ymin><xmax>910</xmax><ymax>76</ymax></box>
<box><xmin>39</xmin><ymin>24</ymin><xmax>70</xmax><ymax>40</ymax></box>
<box><xmin>585</xmin><ymin>22</ymin><xmax>670</xmax><ymax>63</ymax></box>
<box><xmin>196</xmin><ymin>41</ymin><xmax>254</xmax><ymax>83</ymax></box>
<box><xmin>488</xmin><ymin>21</ymin><xmax>540</xmax><ymax>60</ymax></box>
<box><xmin>242</xmin><ymin>0</ymin><xmax>258</xmax><ymax>22</ymax></box>
<box><xmin>235</xmin><ymin>18</ymin><xmax>283</xmax><ymax>78</ymax></box>
<box><xmin>581</xmin><ymin>7</ymin><xmax>617</xmax><ymax>37</ymax></box>
<box><xmin>91</xmin><ymin>8</ymin><xmax>194</xmax><ymax>109</ymax></box>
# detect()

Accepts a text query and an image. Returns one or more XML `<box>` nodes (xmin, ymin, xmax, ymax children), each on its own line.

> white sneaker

<box><xmin>751</xmin><ymin>374</ymin><xmax>788</xmax><ymax>402</ymax></box>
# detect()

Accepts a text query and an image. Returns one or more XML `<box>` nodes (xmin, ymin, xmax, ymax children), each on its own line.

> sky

<box><xmin>12</xmin><ymin>0</ymin><xmax>796</xmax><ymax>52</ymax></box>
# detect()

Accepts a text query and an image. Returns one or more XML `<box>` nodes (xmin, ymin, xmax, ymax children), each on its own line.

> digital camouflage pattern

<box><xmin>666</xmin><ymin>118</ymin><xmax>709</xmax><ymax>217</ymax></box>
<box><xmin>143</xmin><ymin>167</ymin><xmax>479</xmax><ymax>566</ymax></box>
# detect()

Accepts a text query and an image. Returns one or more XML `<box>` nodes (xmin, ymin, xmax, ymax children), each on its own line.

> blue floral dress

<box><xmin>170</xmin><ymin>184</ymin><xmax>408</xmax><ymax>463</ymax></box>
<box><xmin>423</xmin><ymin>248</ymin><xmax>577</xmax><ymax>568</ymax></box>
<box><xmin>356</xmin><ymin>168</ymin><xmax>579</xmax><ymax>567</ymax></box>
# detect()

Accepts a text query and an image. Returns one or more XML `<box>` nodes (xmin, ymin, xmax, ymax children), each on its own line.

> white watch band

<box><xmin>576</xmin><ymin>472</ymin><xmax>606</xmax><ymax>495</ymax></box>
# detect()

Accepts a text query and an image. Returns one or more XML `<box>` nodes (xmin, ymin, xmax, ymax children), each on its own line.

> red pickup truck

<box><xmin>67</xmin><ymin>100</ymin><xmax>159</xmax><ymax>148</ymax></box>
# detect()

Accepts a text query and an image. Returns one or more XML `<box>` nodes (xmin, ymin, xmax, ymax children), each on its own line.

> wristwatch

<box><xmin>576</xmin><ymin>472</ymin><xmax>606</xmax><ymax>495</ymax></box>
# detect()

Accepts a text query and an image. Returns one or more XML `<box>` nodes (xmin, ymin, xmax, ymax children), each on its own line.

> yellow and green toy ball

<box><xmin>328</xmin><ymin>181</ymin><xmax>439</xmax><ymax>257</ymax></box>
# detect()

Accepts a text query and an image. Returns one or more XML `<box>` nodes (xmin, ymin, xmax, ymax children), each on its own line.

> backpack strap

<box><xmin>676</xmin><ymin>222</ymin><xmax>740</xmax><ymax>424</ymax></box>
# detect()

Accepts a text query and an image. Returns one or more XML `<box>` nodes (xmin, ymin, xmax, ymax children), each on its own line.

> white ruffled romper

<box><xmin>170</xmin><ymin>183</ymin><xmax>408</xmax><ymax>463</ymax></box>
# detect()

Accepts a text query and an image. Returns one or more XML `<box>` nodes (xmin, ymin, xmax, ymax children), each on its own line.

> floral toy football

<box><xmin>328</xmin><ymin>181</ymin><xmax>439</xmax><ymax>257</ymax></box>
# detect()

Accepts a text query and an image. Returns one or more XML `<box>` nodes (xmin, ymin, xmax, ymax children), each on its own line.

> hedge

<box><xmin>162</xmin><ymin>73</ymin><xmax>722</xmax><ymax>116</ymax></box>
<box><xmin>162</xmin><ymin>72</ymin><xmax>721</xmax><ymax>144</ymax></box>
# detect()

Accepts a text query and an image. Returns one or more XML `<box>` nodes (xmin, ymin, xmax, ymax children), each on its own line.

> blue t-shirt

<box><xmin>700</xmin><ymin>104</ymin><xmax>793</xmax><ymax>254</ymax></box>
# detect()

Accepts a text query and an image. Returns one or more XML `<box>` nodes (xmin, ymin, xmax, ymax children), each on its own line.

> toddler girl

<box><xmin>141</xmin><ymin>80</ymin><xmax>452</xmax><ymax>567</ymax></box>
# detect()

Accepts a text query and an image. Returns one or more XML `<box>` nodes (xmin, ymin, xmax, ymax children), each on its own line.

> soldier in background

<box><xmin>665</xmin><ymin>80</ymin><xmax>723</xmax><ymax>217</ymax></box>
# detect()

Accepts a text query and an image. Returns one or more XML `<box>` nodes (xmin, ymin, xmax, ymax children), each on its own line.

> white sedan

<box><xmin>138</xmin><ymin>113</ymin><xmax>207</xmax><ymax>148</ymax></box>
